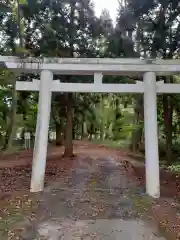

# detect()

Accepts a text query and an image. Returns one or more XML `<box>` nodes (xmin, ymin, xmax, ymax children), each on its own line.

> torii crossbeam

<box><xmin>1</xmin><ymin>56</ymin><xmax>180</xmax><ymax>198</ymax></box>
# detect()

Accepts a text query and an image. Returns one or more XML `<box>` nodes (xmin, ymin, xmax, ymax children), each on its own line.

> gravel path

<box><xmin>14</xmin><ymin>153</ymin><xmax>166</xmax><ymax>240</ymax></box>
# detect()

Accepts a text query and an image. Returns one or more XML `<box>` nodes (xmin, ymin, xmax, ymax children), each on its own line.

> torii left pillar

<box><xmin>30</xmin><ymin>70</ymin><xmax>53</xmax><ymax>192</ymax></box>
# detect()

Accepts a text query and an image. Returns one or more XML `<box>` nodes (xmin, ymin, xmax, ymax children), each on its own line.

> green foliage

<box><xmin>0</xmin><ymin>0</ymin><xmax>180</xmax><ymax>162</ymax></box>
<box><xmin>167</xmin><ymin>164</ymin><xmax>180</xmax><ymax>173</ymax></box>
<box><xmin>91</xmin><ymin>139</ymin><xmax>130</xmax><ymax>149</ymax></box>
<box><xmin>19</xmin><ymin>0</ymin><xmax>28</xmax><ymax>5</ymax></box>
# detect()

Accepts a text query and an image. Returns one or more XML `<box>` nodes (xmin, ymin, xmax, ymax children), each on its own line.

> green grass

<box><xmin>91</xmin><ymin>139</ymin><xmax>130</xmax><ymax>149</ymax></box>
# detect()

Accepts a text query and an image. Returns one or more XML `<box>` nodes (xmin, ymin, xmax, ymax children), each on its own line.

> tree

<box><xmin>116</xmin><ymin>0</ymin><xmax>180</xmax><ymax>162</ymax></box>
<box><xmin>36</xmin><ymin>0</ymin><xmax>100</xmax><ymax>156</ymax></box>
<box><xmin>0</xmin><ymin>0</ymin><xmax>30</xmax><ymax>150</ymax></box>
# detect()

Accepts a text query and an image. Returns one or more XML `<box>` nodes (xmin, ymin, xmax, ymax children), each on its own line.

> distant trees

<box><xmin>0</xmin><ymin>0</ymin><xmax>180</xmax><ymax>164</ymax></box>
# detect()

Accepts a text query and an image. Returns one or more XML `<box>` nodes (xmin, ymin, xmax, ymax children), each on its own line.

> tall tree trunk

<box><xmin>3</xmin><ymin>81</ymin><xmax>17</xmax><ymax>150</ymax></box>
<box><xmin>131</xmin><ymin>113</ymin><xmax>143</xmax><ymax>152</ymax></box>
<box><xmin>115</xmin><ymin>97</ymin><xmax>120</xmax><ymax>119</ymax></box>
<box><xmin>64</xmin><ymin>93</ymin><xmax>73</xmax><ymax>157</ymax></box>
<box><xmin>82</xmin><ymin>121</ymin><xmax>88</xmax><ymax>139</ymax></box>
<box><xmin>3</xmin><ymin>0</ymin><xmax>24</xmax><ymax>150</ymax></box>
<box><xmin>100</xmin><ymin>95</ymin><xmax>105</xmax><ymax>141</ymax></box>
<box><xmin>56</xmin><ymin>122</ymin><xmax>63</xmax><ymax>146</ymax></box>
<box><xmin>131</xmin><ymin>96</ymin><xmax>144</xmax><ymax>152</ymax></box>
<box><xmin>81</xmin><ymin>123</ymin><xmax>84</xmax><ymax>140</ymax></box>
<box><xmin>63</xmin><ymin>0</ymin><xmax>75</xmax><ymax>156</ymax></box>
<box><xmin>72</xmin><ymin>125</ymin><xmax>75</xmax><ymax>140</ymax></box>
<box><xmin>131</xmin><ymin>112</ymin><xmax>140</xmax><ymax>152</ymax></box>
<box><xmin>163</xmin><ymin>95</ymin><xmax>173</xmax><ymax>164</ymax></box>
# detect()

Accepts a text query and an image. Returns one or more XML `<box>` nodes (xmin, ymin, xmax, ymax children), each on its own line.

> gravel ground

<box><xmin>11</xmin><ymin>154</ymin><xmax>166</xmax><ymax>240</ymax></box>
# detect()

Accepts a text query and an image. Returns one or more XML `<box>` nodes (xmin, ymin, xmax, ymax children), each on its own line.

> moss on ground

<box><xmin>131</xmin><ymin>194</ymin><xmax>155</xmax><ymax>218</ymax></box>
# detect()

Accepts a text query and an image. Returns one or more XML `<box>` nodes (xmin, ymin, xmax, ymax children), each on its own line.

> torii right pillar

<box><xmin>144</xmin><ymin>72</ymin><xmax>160</xmax><ymax>198</ymax></box>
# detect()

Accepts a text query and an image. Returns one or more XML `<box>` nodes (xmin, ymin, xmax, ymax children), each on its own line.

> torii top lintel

<box><xmin>0</xmin><ymin>56</ymin><xmax>180</xmax><ymax>76</ymax></box>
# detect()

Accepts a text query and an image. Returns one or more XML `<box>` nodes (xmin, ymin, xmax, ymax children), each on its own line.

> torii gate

<box><xmin>1</xmin><ymin>56</ymin><xmax>180</xmax><ymax>198</ymax></box>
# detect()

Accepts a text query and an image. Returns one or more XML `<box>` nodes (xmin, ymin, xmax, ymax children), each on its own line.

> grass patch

<box><xmin>131</xmin><ymin>194</ymin><xmax>154</xmax><ymax>218</ymax></box>
<box><xmin>163</xmin><ymin>163</ymin><xmax>180</xmax><ymax>173</ymax></box>
<box><xmin>91</xmin><ymin>139</ymin><xmax>130</xmax><ymax>149</ymax></box>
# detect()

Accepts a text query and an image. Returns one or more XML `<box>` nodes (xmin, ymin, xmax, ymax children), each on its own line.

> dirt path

<box><xmin>3</xmin><ymin>144</ymin><xmax>165</xmax><ymax>240</ymax></box>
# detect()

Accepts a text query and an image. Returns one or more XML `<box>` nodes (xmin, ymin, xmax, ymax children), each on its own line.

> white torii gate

<box><xmin>1</xmin><ymin>56</ymin><xmax>180</xmax><ymax>198</ymax></box>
